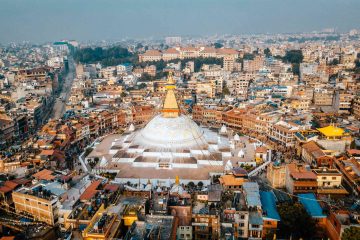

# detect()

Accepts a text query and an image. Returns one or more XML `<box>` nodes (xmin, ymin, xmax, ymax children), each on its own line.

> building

<box><xmin>285</xmin><ymin>163</ymin><xmax>317</xmax><ymax>194</ymax></box>
<box><xmin>313</xmin><ymin>89</ymin><xmax>334</xmax><ymax>106</ymax></box>
<box><xmin>125</xmin><ymin>215</ymin><xmax>177</xmax><ymax>240</ymax></box>
<box><xmin>82</xmin><ymin>209</ymin><xmax>121</xmax><ymax>240</ymax></box>
<box><xmin>87</xmin><ymin>74</ymin><xmax>254</xmax><ymax>184</ymax></box>
<box><xmin>326</xmin><ymin>210</ymin><xmax>360</xmax><ymax>240</ymax></box>
<box><xmin>192</xmin><ymin>212</ymin><xmax>220</xmax><ymax>240</ymax></box>
<box><xmin>298</xmin><ymin>193</ymin><xmax>327</xmax><ymax>227</ymax></box>
<box><xmin>352</xmin><ymin>96</ymin><xmax>360</xmax><ymax>119</ymax></box>
<box><xmin>260</xmin><ymin>191</ymin><xmax>280</xmax><ymax>238</ymax></box>
<box><xmin>334</xmin><ymin>157</ymin><xmax>360</xmax><ymax>196</ymax></box>
<box><xmin>165</xmin><ymin>36</ymin><xmax>182</xmax><ymax>45</ymax></box>
<box><xmin>144</xmin><ymin>65</ymin><xmax>156</xmax><ymax>77</ymax></box>
<box><xmin>12</xmin><ymin>185</ymin><xmax>60</xmax><ymax>225</ymax></box>
<box><xmin>301</xmin><ymin>141</ymin><xmax>326</xmax><ymax>167</ymax></box>
<box><xmin>313</xmin><ymin>168</ymin><xmax>348</xmax><ymax>196</ymax></box>
<box><xmin>219</xmin><ymin>174</ymin><xmax>247</xmax><ymax>191</ymax></box>
<box><xmin>267</xmin><ymin>162</ymin><xmax>286</xmax><ymax>189</ymax></box>
<box><xmin>223</xmin><ymin>55</ymin><xmax>235</xmax><ymax>72</ymax></box>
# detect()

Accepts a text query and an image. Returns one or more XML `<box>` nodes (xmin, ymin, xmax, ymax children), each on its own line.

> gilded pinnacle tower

<box><xmin>161</xmin><ymin>72</ymin><xmax>180</xmax><ymax>118</ymax></box>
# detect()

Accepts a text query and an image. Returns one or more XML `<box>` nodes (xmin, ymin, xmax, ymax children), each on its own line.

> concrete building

<box><xmin>267</xmin><ymin>162</ymin><xmax>286</xmax><ymax>189</ymax></box>
<box><xmin>12</xmin><ymin>185</ymin><xmax>60</xmax><ymax>225</ymax></box>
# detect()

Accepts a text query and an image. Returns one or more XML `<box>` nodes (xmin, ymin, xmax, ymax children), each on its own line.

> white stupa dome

<box><xmin>99</xmin><ymin>156</ymin><xmax>108</xmax><ymax>167</ymax></box>
<box><xmin>133</xmin><ymin>114</ymin><xmax>207</xmax><ymax>150</ymax></box>
<box><xmin>220</xmin><ymin>125</ymin><xmax>227</xmax><ymax>134</ymax></box>
<box><xmin>234</xmin><ymin>134</ymin><xmax>240</xmax><ymax>141</ymax></box>
<box><xmin>238</xmin><ymin>149</ymin><xmax>245</xmax><ymax>158</ymax></box>
<box><xmin>170</xmin><ymin>184</ymin><xmax>186</xmax><ymax>195</ymax></box>
<box><xmin>128</xmin><ymin>124</ymin><xmax>135</xmax><ymax>132</ymax></box>
<box><xmin>225</xmin><ymin>160</ymin><xmax>233</xmax><ymax>172</ymax></box>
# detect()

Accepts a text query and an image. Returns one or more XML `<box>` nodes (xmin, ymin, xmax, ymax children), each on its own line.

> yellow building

<box><xmin>12</xmin><ymin>186</ymin><xmax>60</xmax><ymax>226</ymax></box>
<box><xmin>317</xmin><ymin>125</ymin><xmax>347</xmax><ymax>140</ymax></box>
<box><xmin>122</xmin><ymin>210</ymin><xmax>138</xmax><ymax>227</ymax></box>
<box><xmin>82</xmin><ymin>209</ymin><xmax>121</xmax><ymax>240</ymax></box>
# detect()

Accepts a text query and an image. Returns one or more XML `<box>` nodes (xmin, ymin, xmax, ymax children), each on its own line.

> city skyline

<box><xmin>0</xmin><ymin>0</ymin><xmax>359</xmax><ymax>43</ymax></box>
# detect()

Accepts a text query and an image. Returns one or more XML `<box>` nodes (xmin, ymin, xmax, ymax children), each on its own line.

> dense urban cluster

<box><xmin>0</xmin><ymin>30</ymin><xmax>360</xmax><ymax>240</ymax></box>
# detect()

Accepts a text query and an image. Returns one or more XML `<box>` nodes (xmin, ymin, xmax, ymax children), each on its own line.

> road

<box><xmin>52</xmin><ymin>56</ymin><xmax>76</xmax><ymax>119</ymax></box>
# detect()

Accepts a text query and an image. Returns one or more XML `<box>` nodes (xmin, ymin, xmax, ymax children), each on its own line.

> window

<box><xmin>240</xmin><ymin>223</ymin><xmax>244</xmax><ymax>227</ymax></box>
<box><xmin>332</xmin><ymin>177</ymin><xmax>337</xmax><ymax>180</ymax></box>
<box><xmin>322</xmin><ymin>176</ymin><xmax>326</xmax><ymax>180</ymax></box>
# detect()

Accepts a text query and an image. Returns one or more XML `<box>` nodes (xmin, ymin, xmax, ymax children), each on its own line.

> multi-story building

<box><xmin>266</xmin><ymin>162</ymin><xmax>286</xmax><ymax>189</ymax></box>
<box><xmin>285</xmin><ymin>163</ymin><xmax>318</xmax><ymax>194</ymax></box>
<box><xmin>301</xmin><ymin>140</ymin><xmax>326</xmax><ymax>167</ymax></box>
<box><xmin>223</xmin><ymin>55</ymin><xmax>235</xmax><ymax>72</ymax></box>
<box><xmin>333</xmin><ymin>90</ymin><xmax>355</xmax><ymax>114</ymax></box>
<box><xmin>334</xmin><ymin>157</ymin><xmax>360</xmax><ymax>196</ymax></box>
<box><xmin>243</xmin><ymin>56</ymin><xmax>264</xmax><ymax>73</ymax></box>
<box><xmin>313</xmin><ymin>88</ymin><xmax>334</xmax><ymax>106</ymax></box>
<box><xmin>192</xmin><ymin>213</ymin><xmax>220</xmax><ymax>240</ymax></box>
<box><xmin>12</xmin><ymin>185</ymin><xmax>60</xmax><ymax>225</ymax></box>
<box><xmin>352</xmin><ymin>96</ymin><xmax>360</xmax><ymax>119</ymax></box>
<box><xmin>313</xmin><ymin>168</ymin><xmax>348</xmax><ymax>196</ymax></box>
<box><xmin>144</xmin><ymin>65</ymin><xmax>156</xmax><ymax>77</ymax></box>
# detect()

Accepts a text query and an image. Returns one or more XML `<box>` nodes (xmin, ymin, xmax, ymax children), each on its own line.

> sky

<box><xmin>0</xmin><ymin>0</ymin><xmax>359</xmax><ymax>43</ymax></box>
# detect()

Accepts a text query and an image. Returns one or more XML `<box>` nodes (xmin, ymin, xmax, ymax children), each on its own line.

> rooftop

<box><xmin>298</xmin><ymin>193</ymin><xmax>326</xmax><ymax>218</ymax></box>
<box><xmin>317</xmin><ymin>125</ymin><xmax>345</xmax><ymax>137</ymax></box>
<box><xmin>260</xmin><ymin>191</ymin><xmax>280</xmax><ymax>221</ymax></box>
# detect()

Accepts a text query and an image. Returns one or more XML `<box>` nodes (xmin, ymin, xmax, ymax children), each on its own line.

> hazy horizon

<box><xmin>0</xmin><ymin>0</ymin><xmax>359</xmax><ymax>44</ymax></box>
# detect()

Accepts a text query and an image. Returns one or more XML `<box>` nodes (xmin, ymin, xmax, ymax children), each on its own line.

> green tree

<box><xmin>243</xmin><ymin>53</ymin><xmax>255</xmax><ymax>60</ymax></box>
<box><xmin>137</xmin><ymin>83</ymin><xmax>147</xmax><ymax>89</ymax></box>
<box><xmin>214</xmin><ymin>42</ymin><xmax>223</xmax><ymax>49</ymax></box>
<box><xmin>292</xmin><ymin>63</ymin><xmax>300</xmax><ymax>76</ymax></box>
<box><xmin>277</xmin><ymin>202</ymin><xmax>316</xmax><ymax>239</ymax></box>
<box><xmin>74</xmin><ymin>46</ymin><xmax>136</xmax><ymax>67</ymax></box>
<box><xmin>264</xmin><ymin>48</ymin><xmax>272</xmax><ymax>58</ymax></box>
<box><xmin>329</xmin><ymin>58</ymin><xmax>339</xmax><ymax>65</ymax></box>
<box><xmin>222</xmin><ymin>86</ymin><xmax>230</xmax><ymax>96</ymax></box>
<box><xmin>342</xmin><ymin>226</ymin><xmax>360</xmax><ymax>240</ymax></box>
<box><xmin>187</xmin><ymin>181</ymin><xmax>195</xmax><ymax>189</ymax></box>
<box><xmin>283</xmin><ymin>50</ymin><xmax>303</xmax><ymax>64</ymax></box>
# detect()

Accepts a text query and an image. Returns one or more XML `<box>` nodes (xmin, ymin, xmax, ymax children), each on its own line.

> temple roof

<box><xmin>317</xmin><ymin>125</ymin><xmax>344</xmax><ymax>137</ymax></box>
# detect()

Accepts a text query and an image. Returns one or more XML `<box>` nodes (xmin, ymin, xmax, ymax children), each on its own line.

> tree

<box><xmin>243</xmin><ymin>53</ymin><xmax>255</xmax><ymax>60</ymax></box>
<box><xmin>283</xmin><ymin>50</ymin><xmax>303</xmax><ymax>64</ymax></box>
<box><xmin>74</xmin><ymin>45</ymin><xmax>136</xmax><ymax>67</ymax></box>
<box><xmin>277</xmin><ymin>202</ymin><xmax>316</xmax><ymax>239</ymax></box>
<box><xmin>187</xmin><ymin>181</ymin><xmax>195</xmax><ymax>189</ymax></box>
<box><xmin>342</xmin><ymin>226</ymin><xmax>360</xmax><ymax>240</ymax></box>
<box><xmin>329</xmin><ymin>58</ymin><xmax>339</xmax><ymax>65</ymax></box>
<box><xmin>264</xmin><ymin>48</ymin><xmax>272</xmax><ymax>58</ymax></box>
<box><xmin>292</xmin><ymin>63</ymin><xmax>300</xmax><ymax>76</ymax></box>
<box><xmin>214</xmin><ymin>42</ymin><xmax>223</xmax><ymax>49</ymax></box>
<box><xmin>137</xmin><ymin>83</ymin><xmax>147</xmax><ymax>89</ymax></box>
<box><xmin>222</xmin><ymin>86</ymin><xmax>230</xmax><ymax>96</ymax></box>
<box><xmin>355</xmin><ymin>59</ymin><xmax>360</xmax><ymax>68</ymax></box>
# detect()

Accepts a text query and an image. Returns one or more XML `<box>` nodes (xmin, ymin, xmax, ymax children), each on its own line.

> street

<box><xmin>51</xmin><ymin>56</ymin><xmax>76</xmax><ymax>119</ymax></box>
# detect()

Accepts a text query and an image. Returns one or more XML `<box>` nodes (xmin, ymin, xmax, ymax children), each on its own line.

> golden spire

<box><xmin>175</xmin><ymin>175</ymin><xmax>180</xmax><ymax>185</ymax></box>
<box><xmin>167</xmin><ymin>71</ymin><xmax>176</xmax><ymax>85</ymax></box>
<box><xmin>161</xmin><ymin>72</ymin><xmax>180</xmax><ymax>118</ymax></box>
